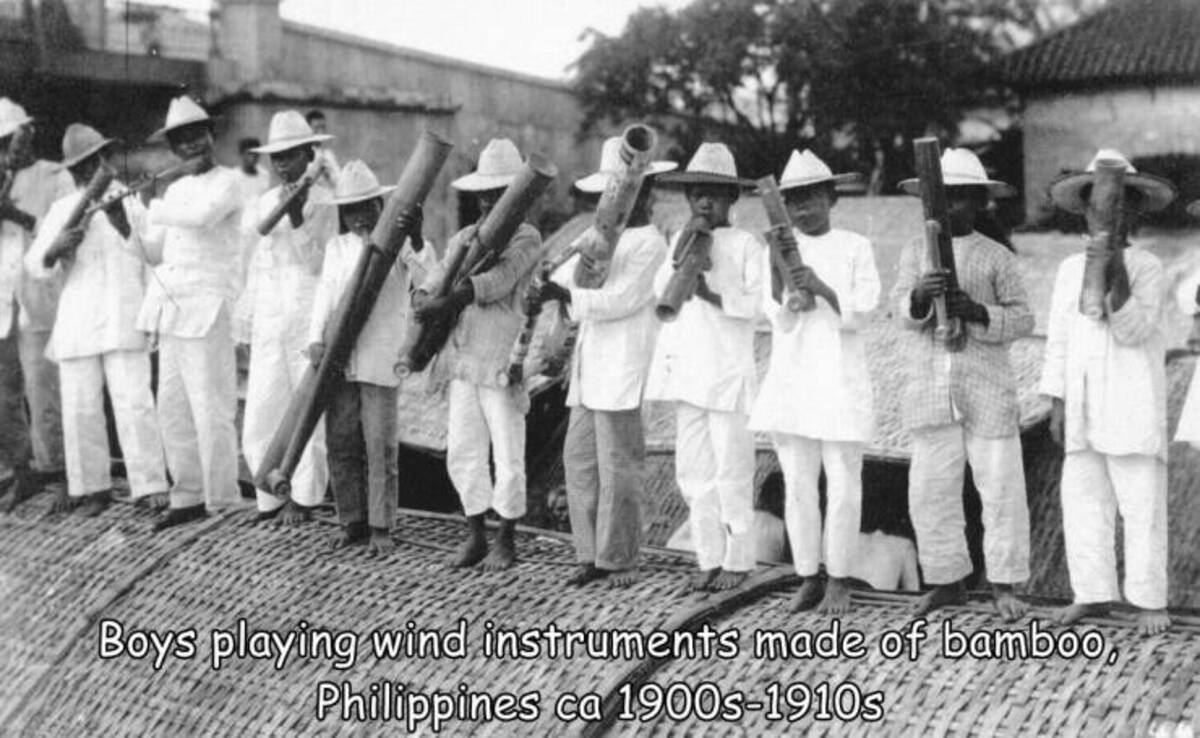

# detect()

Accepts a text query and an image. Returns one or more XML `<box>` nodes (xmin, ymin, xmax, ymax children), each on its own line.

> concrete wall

<box><xmin>1021</xmin><ymin>85</ymin><xmax>1200</xmax><ymax>220</ymax></box>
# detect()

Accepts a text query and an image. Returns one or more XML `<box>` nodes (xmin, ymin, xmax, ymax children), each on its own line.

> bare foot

<box><xmin>1054</xmin><ymin>601</ymin><xmax>1110</xmax><ymax>626</ymax></box>
<box><xmin>566</xmin><ymin>564</ymin><xmax>607</xmax><ymax>586</ymax></box>
<box><xmin>450</xmin><ymin>532</ymin><xmax>488</xmax><ymax>568</ymax></box>
<box><xmin>789</xmin><ymin>577</ymin><xmax>825</xmax><ymax>612</ymax></box>
<box><xmin>366</xmin><ymin>528</ymin><xmax>394</xmax><ymax>558</ymax></box>
<box><xmin>152</xmin><ymin>504</ymin><xmax>207</xmax><ymax>532</ymax></box>
<box><xmin>78</xmin><ymin>490</ymin><xmax>112</xmax><ymax>518</ymax></box>
<box><xmin>479</xmin><ymin>519</ymin><xmax>517</xmax><ymax>572</ymax></box>
<box><xmin>50</xmin><ymin>488</ymin><xmax>81</xmax><ymax>514</ymax></box>
<box><xmin>818</xmin><ymin>577</ymin><xmax>852</xmax><ymax>615</ymax></box>
<box><xmin>0</xmin><ymin>467</ymin><xmax>35</xmax><ymax>513</ymax></box>
<box><xmin>914</xmin><ymin>581</ymin><xmax>967</xmax><ymax>617</ymax></box>
<box><xmin>608</xmin><ymin>568</ymin><xmax>641</xmax><ymax>588</ymax></box>
<box><xmin>275</xmin><ymin>500</ymin><xmax>311</xmax><ymax>527</ymax></box>
<box><xmin>329</xmin><ymin>523</ymin><xmax>369</xmax><ymax>550</ymax></box>
<box><xmin>992</xmin><ymin>583</ymin><xmax>1027</xmax><ymax>622</ymax></box>
<box><xmin>1136</xmin><ymin>609</ymin><xmax>1170</xmax><ymax>636</ymax></box>
<box><xmin>709</xmin><ymin>568</ymin><xmax>749</xmax><ymax>591</ymax></box>
<box><xmin>685</xmin><ymin>569</ymin><xmax>717</xmax><ymax>593</ymax></box>
<box><xmin>134</xmin><ymin>491</ymin><xmax>170</xmax><ymax>511</ymax></box>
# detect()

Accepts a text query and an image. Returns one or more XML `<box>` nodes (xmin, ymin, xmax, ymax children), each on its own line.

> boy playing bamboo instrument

<box><xmin>415</xmin><ymin>139</ymin><xmax>543</xmax><ymax>572</ymax></box>
<box><xmin>1041</xmin><ymin>150</ymin><xmax>1174</xmax><ymax>636</ymax></box>
<box><xmin>748</xmin><ymin>150</ymin><xmax>880</xmax><ymax>614</ymax></box>
<box><xmin>308</xmin><ymin>161</ymin><xmax>433</xmax><ymax>556</ymax></box>
<box><xmin>648</xmin><ymin>142</ymin><xmax>764</xmax><ymax>593</ymax></box>
<box><xmin>892</xmin><ymin>148</ymin><xmax>1033</xmax><ymax>620</ymax></box>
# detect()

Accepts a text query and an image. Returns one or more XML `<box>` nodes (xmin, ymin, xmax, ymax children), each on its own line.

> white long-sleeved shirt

<box><xmin>552</xmin><ymin>224</ymin><xmax>667</xmax><ymax>411</ymax></box>
<box><xmin>134</xmin><ymin>165</ymin><xmax>244</xmax><ymax>339</ymax></box>
<box><xmin>645</xmin><ymin>225</ymin><xmax>763</xmax><ymax>413</ymax></box>
<box><xmin>23</xmin><ymin>184</ymin><xmax>149</xmax><ymax>361</ymax></box>
<box><xmin>309</xmin><ymin>232</ymin><xmax>436</xmax><ymax>388</ymax></box>
<box><xmin>1039</xmin><ymin>244</ymin><xmax>1167</xmax><ymax>460</ymax></box>
<box><xmin>748</xmin><ymin>228</ymin><xmax>880</xmax><ymax>441</ymax></box>
<box><xmin>0</xmin><ymin>160</ymin><xmax>73</xmax><ymax>337</ymax></box>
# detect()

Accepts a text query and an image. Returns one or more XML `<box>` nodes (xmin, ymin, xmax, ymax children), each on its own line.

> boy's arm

<box><xmin>892</xmin><ymin>238</ymin><xmax>934</xmax><ymax>329</ymax></box>
<box><xmin>566</xmin><ymin>233</ymin><xmax>666</xmax><ymax>323</ymax></box>
<box><xmin>717</xmin><ymin>234</ymin><xmax>763</xmax><ymax>320</ymax></box>
<box><xmin>966</xmin><ymin>249</ymin><xmax>1034</xmax><ymax>343</ymax></box>
<box><xmin>1107</xmin><ymin>253</ymin><xmax>1164</xmax><ymax>346</ymax></box>
<box><xmin>468</xmin><ymin>227</ymin><xmax>542</xmax><ymax>305</ymax></box>
<box><xmin>23</xmin><ymin>198</ymin><xmax>68</xmax><ymax>279</ymax></box>
<box><xmin>307</xmin><ymin>239</ymin><xmax>339</xmax><ymax>346</ymax></box>
<box><xmin>1038</xmin><ymin>262</ymin><xmax>1071</xmax><ymax>400</ymax></box>
<box><xmin>148</xmin><ymin>173</ymin><xmax>240</xmax><ymax>229</ymax></box>
<box><xmin>841</xmin><ymin>237</ymin><xmax>882</xmax><ymax>332</ymax></box>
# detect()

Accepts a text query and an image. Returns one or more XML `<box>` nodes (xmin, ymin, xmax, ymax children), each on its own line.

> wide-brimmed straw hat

<box><xmin>452</xmin><ymin>138</ymin><xmax>524</xmax><ymax>192</ymax></box>
<box><xmin>573</xmin><ymin>135</ymin><xmax>676</xmax><ymax>194</ymax></box>
<box><xmin>1049</xmin><ymin>149</ymin><xmax>1176</xmax><ymax>214</ymax></box>
<box><xmin>899</xmin><ymin>147</ymin><xmax>1014</xmax><ymax>198</ymax></box>
<box><xmin>149</xmin><ymin>96</ymin><xmax>216</xmax><ymax>142</ymax></box>
<box><xmin>0</xmin><ymin>99</ymin><xmax>33</xmax><ymax>140</ymax></box>
<box><xmin>659</xmin><ymin>142</ymin><xmax>754</xmax><ymax>188</ymax></box>
<box><xmin>778</xmin><ymin>149</ymin><xmax>861</xmax><ymax>191</ymax></box>
<box><xmin>59</xmin><ymin>124</ymin><xmax>115</xmax><ymax>169</ymax></box>
<box><xmin>328</xmin><ymin>160</ymin><xmax>395</xmax><ymax>206</ymax></box>
<box><xmin>251</xmin><ymin>110</ymin><xmax>333</xmax><ymax>154</ymax></box>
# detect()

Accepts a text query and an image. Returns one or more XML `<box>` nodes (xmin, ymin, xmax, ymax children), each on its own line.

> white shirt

<box><xmin>309</xmin><ymin>232</ymin><xmax>436</xmax><ymax>388</ymax></box>
<box><xmin>233</xmin><ymin>166</ymin><xmax>271</xmax><ymax>205</ymax></box>
<box><xmin>0</xmin><ymin>160</ymin><xmax>73</xmax><ymax>337</ymax></box>
<box><xmin>1039</xmin><ymin>244</ymin><xmax>1167</xmax><ymax>459</ymax></box>
<box><xmin>135</xmin><ymin>165</ymin><xmax>244</xmax><ymax>338</ymax></box>
<box><xmin>646</xmin><ymin>226</ymin><xmax>763</xmax><ymax>413</ymax></box>
<box><xmin>748</xmin><ymin>228</ymin><xmax>880</xmax><ymax>441</ymax></box>
<box><xmin>552</xmin><ymin>224</ymin><xmax>667</xmax><ymax>411</ymax></box>
<box><xmin>23</xmin><ymin>184</ymin><xmax>149</xmax><ymax>361</ymax></box>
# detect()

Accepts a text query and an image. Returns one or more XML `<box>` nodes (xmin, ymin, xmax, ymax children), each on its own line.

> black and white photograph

<box><xmin>0</xmin><ymin>0</ymin><xmax>1197</xmax><ymax>734</ymax></box>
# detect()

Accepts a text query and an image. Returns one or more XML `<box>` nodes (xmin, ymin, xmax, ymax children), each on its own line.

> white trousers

<box><xmin>59</xmin><ymin>351</ymin><xmax>167</xmax><ymax>498</ymax></box>
<box><xmin>1061</xmin><ymin>450</ymin><xmax>1167</xmax><ymax>609</ymax></box>
<box><xmin>242</xmin><ymin>328</ymin><xmax>328</xmax><ymax>512</ymax></box>
<box><xmin>157</xmin><ymin>310</ymin><xmax>241</xmax><ymax>510</ymax></box>
<box><xmin>446</xmin><ymin>379</ymin><xmax>526</xmax><ymax>520</ymax></box>
<box><xmin>675</xmin><ymin>403</ymin><xmax>756</xmax><ymax>572</ymax></box>
<box><xmin>773</xmin><ymin>434</ymin><xmax>863</xmax><ymax>578</ymax></box>
<box><xmin>908</xmin><ymin>424</ymin><xmax>1030</xmax><ymax>585</ymax></box>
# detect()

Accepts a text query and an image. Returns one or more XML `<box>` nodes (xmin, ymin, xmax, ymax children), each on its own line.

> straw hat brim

<box><xmin>779</xmin><ymin>172</ymin><xmax>862</xmax><ymax>191</ymax></box>
<box><xmin>1048</xmin><ymin>170</ymin><xmax>1177</xmax><ymax>214</ymax></box>
<box><xmin>148</xmin><ymin>115</ymin><xmax>218</xmax><ymax>143</ymax></box>
<box><xmin>1187</xmin><ymin>200</ymin><xmax>1200</xmax><ymax>219</ymax></box>
<box><xmin>0</xmin><ymin>115</ymin><xmax>34</xmax><ymax>140</ymax></box>
<box><xmin>58</xmin><ymin>138</ymin><xmax>116</xmax><ymax>170</ymax></box>
<box><xmin>898</xmin><ymin>177</ymin><xmax>1015</xmax><ymax>198</ymax></box>
<box><xmin>329</xmin><ymin>184</ymin><xmax>396</xmax><ymax>206</ymax></box>
<box><xmin>451</xmin><ymin>171</ymin><xmax>519</xmax><ymax>192</ymax></box>
<box><xmin>251</xmin><ymin>133</ymin><xmax>334</xmax><ymax>155</ymax></box>
<box><xmin>658</xmin><ymin>170</ymin><xmax>755</xmax><ymax>188</ymax></box>
<box><xmin>573</xmin><ymin>161</ymin><xmax>677</xmax><ymax>193</ymax></box>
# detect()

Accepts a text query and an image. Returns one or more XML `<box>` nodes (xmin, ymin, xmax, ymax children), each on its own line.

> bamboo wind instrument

<box><xmin>497</xmin><ymin>242</ymin><xmax>577</xmax><ymax>387</ymax></box>
<box><xmin>256</xmin><ymin>159</ymin><xmax>327</xmax><ymax>236</ymax></box>
<box><xmin>757</xmin><ymin>175</ymin><xmax>815</xmax><ymax>313</ymax></box>
<box><xmin>655</xmin><ymin>215</ymin><xmax>714</xmax><ymax>322</ymax></box>
<box><xmin>395</xmin><ymin>153</ymin><xmax>558</xmax><ymax>376</ymax></box>
<box><xmin>254</xmin><ymin>131</ymin><xmax>453</xmax><ymax>497</ymax></box>
<box><xmin>41</xmin><ymin>164</ymin><xmax>116</xmax><ymax>266</ymax></box>
<box><xmin>912</xmin><ymin>137</ymin><xmax>965</xmax><ymax>352</ymax></box>
<box><xmin>1078</xmin><ymin>159</ymin><xmax>1126</xmax><ymax>320</ymax></box>
<box><xmin>81</xmin><ymin>157</ymin><xmax>203</xmax><ymax>219</ymax></box>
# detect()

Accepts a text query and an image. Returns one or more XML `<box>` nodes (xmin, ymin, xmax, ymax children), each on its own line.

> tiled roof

<box><xmin>1000</xmin><ymin>0</ymin><xmax>1200</xmax><ymax>90</ymax></box>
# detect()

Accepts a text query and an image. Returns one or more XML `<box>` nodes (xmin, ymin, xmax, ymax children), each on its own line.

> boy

<box><xmin>416</xmin><ymin>138</ymin><xmax>543</xmax><ymax>572</ymax></box>
<box><xmin>1041</xmin><ymin>150</ymin><xmax>1174</xmax><ymax>636</ymax></box>
<box><xmin>241</xmin><ymin>111</ymin><xmax>337</xmax><ymax>525</ymax></box>
<box><xmin>535</xmin><ymin>134</ymin><xmax>674</xmax><ymax>588</ymax></box>
<box><xmin>892</xmin><ymin>147</ymin><xmax>1034</xmax><ymax>620</ymax></box>
<box><xmin>748</xmin><ymin>149</ymin><xmax>880</xmax><ymax>614</ymax></box>
<box><xmin>23</xmin><ymin>124</ymin><xmax>168</xmax><ymax>516</ymax></box>
<box><xmin>648</xmin><ymin>142</ymin><xmax>763</xmax><ymax>592</ymax></box>
<box><xmin>308</xmin><ymin>160</ymin><xmax>433</xmax><ymax>556</ymax></box>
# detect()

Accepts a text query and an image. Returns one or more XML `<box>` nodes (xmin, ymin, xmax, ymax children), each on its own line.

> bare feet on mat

<box><xmin>1136</xmin><ymin>609</ymin><xmax>1170</xmax><ymax>636</ymax></box>
<box><xmin>566</xmin><ymin>564</ymin><xmax>607</xmax><ymax>587</ymax></box>
<box><xmin>49</xmin><ymin>488</ymin><xmax>81</xmax><ymax>514</ymax></box>
<box><xmin>818</xmin><ymin>577</ymin><xmax>853</xmax><ymax>615</ymax></box>
<box><xmin>709</xmin><ymin>568</ymin><xmax>749</xmax><ymax>592</ymax></box>
<box><xmin>329</xmin><ymin>522</ymin><xmax>369</xmax><ymax>550</ymax></box>
<box><xmin>479</xmin><ymin>519</ymin><xmax>517</xmax><ymax>572</ymax></box>
<box><xmin>449</xmin><ymin>533</ymin><xmax>488</xmax><ymax>568</ymax></box>
<box><xmin>992</xmin><ymin>583</ymin><xmax>1027</xmax><ymax>622</ymax></box>
<box><xmin>913</xmin><ymin>580</ymin><xmax>967</xmax><ymax>617</ymax></box>
<box><xmin>78</xmin><ymin>490</ymin><xmax>112</xmax><ymax>518</ymax></box>
<box><xmin>789</xmin><ymin>577</ymin><xmax>824</xmax><ymax>612</ymax></box>
<box><xmin>366</xmin><ymin>528</ymin><xmax>395</xmax><ymax>558</ymax></box>
<box><xmin>1054</xmin><ymin>602</ymin><xmax>1110</xmax><ymax>626</ymax></box>
<box><xmin>134</xmin><ymin>491</ymin><xmax>170</xmax><ymax>511</ymax></box>
<box><xmin>152</xmin><ymin>504</ymin><xmax>207</xmax><ymax>532</ymax></box>
<box><xmin>275</xmin><ymin>499</ymin><xmax>311</xmax><ymax>527</ymax></box>
<box><xmin>684</xmin><ymin>569</ymin><xmax>717</xmax><ymax>593</ymax></box>
<box><xmin>0</xmin><ymin>466</ymin><xmax>35</xmax><ymax>513</ymax></box>
<box><xmin>608</xmin><ymin>568</ymin><xmax>641</xmax><ymax>588</ymax></box>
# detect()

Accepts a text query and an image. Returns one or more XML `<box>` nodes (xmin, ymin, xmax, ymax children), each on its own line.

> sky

<box><xmin>153</xmin><ymin>0</ymin><xmax>693</xmax><ymax>80</ymax></box>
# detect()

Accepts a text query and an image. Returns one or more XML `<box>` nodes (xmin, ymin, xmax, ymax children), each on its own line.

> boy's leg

<box><xmin>0</xmin><ymin>310</ymin><xmax>34</xmax><ymax>512</ymax></box>
<box><xmin>1058</xmin><ymin>449</ymin><xmax>1119</xmax><ymax>623</ymax></box>
<box><xmin>324</xmin><ymin>377</ymin><xmax>368</xmax><ymax>546</ymax></box>
<box><xmin>285</xmin><ymin>340</ymin><xmax>328</xmax><ymax>513</ymax></box>
<box><xmin>774</xmin><ymin>433</ymin><xmax>824</xmax><ymax>611</ymax></box>
<box><xmin>563</xmin><ymin>406</ymin><xmax>604</xmax><ymax>584</ymax></box>
<box><xmin>708</xmin><ymin>409</ymin><xmax>755</xmax><ymax>589</ymax></box>
<box><xmin>177</xmin><ymin>311</ymin><xmax>240</xmax><ymax>511</ymax></box>
<box><xmin>675</xmin><ymin>402</ymin><xmax>721</xmax><ymax>590</ymax></box>
<box><xmin>964</xmin><ymin>431</ymin><xmax>1030</xmax><ymax>620</ymax></box>
<box><xmin>594</xmin><ymin>408</ymin><xmax>645</xmax><ymax>586</ymax></box>
<box><xmin>908</xmin><ymin>424</ymin><xmax>970</xmax><ymax>613</ymax></box>
<box><xmin>360</xmin><ymin>383</ymin><xmax>398</xmax><ymax>556</ymax></box>
<box><xmin>1107</xmin><ymin>454</ymin><xmax>1169</xmax><ymax>633</ymax></box>
<box><xmin>820</xmin><ymin>440</ymin><xmax>864</xmax><ymax>614</ymax></box>
<box><xmin>102</xmin><ymin>351</ymin><xmax>168</xmax><ymax>501</ymax></box>
<box><xmin>445</xmin><ymin>379</ymin><xmax>491</xmax><ymax>566</ymax></box>
<box><xmin>17</xmin><ymin>328</ymin><xmax>63</xmax><ymax>477</ymax></box>
<box><xmin>57</xmin><ymin>356</ymin><xmax>110</xmax><ymax>507</ymax></box>
<box><xmin>155</xmin><ymin>335</ymin><xmax>205</xmax><ymax>514</ymax></box>
<box><xmin>242</xmin><ymin>329</ymin><xmax>288</xmax><ymax>515</ymax></box>
<box><xmin>477</xmin><ymin>384</ymin><xmax>526</xmax><ymax>571</ymax></box>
